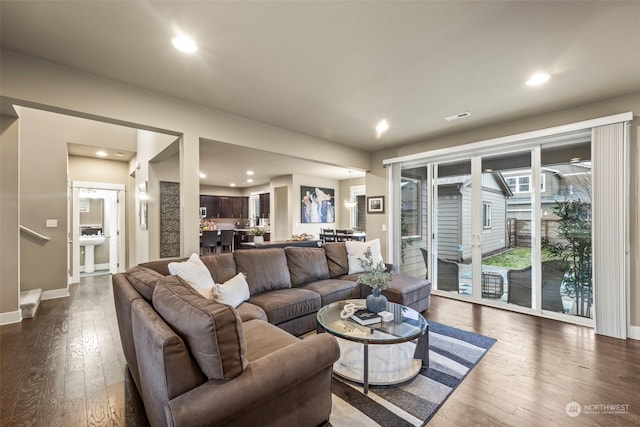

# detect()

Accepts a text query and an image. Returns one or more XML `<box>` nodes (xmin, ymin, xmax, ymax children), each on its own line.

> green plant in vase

<box><xmin>249</xmin><ymin>227</ymin><xmax>266</xmax><ymax>244</ymax></box>
<box><xmin>356</xmin><ymin>247</ymin><xmax>390</xmax><ymax>313</ymax></box>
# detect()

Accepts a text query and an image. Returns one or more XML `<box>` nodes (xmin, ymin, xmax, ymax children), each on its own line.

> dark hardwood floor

<box><xmin>1</xmin><ymin>275</ymin><xmax>638</xmax><ymax>426</ymax></box>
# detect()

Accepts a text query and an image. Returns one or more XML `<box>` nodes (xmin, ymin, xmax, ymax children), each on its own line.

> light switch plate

<box><xmin>46</xmin><ymin>219</ymin><xmax>57</xmax><ymax>227</ymax></box>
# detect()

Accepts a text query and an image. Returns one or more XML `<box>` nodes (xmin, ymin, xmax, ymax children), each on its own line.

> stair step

<box><xmin>20</xmin><ymin>288</ymin><xmax>43</xmax><ymax>318</ymax></box>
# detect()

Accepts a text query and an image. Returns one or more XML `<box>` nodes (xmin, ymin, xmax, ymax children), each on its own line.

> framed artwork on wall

<box><xmin>301</xmin><ymin>185</ymin><xmax>335</xmax><ymax>223</ymax></box>
<box><xmin>367</xmin><ymin>196</ymin><xmax>385</xmax><ymax>214</ymax></box>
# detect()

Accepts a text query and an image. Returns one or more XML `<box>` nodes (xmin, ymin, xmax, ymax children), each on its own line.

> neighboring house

<box><xmin>504</xmin><ymin>163</ymin><xmax>591</xmax><ymax>246</ymax></box>
<box><xmin>437</xmin><ymin>172</ymin><xmax>512</xmax><ymax>261</ymax></box>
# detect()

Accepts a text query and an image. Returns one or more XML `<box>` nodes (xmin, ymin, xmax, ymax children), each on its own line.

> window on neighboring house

<box><xmin>505</xmin><ymin>174</ymin><xmax>545</xmax><ymax>193</ymax></box>
<box><xmin>483</xmin><ymin>202</ymin><xmax>492</xmax><ymax>229</ymax></box>
<box><xmin>518</xmin><ymin>176</ymin><xmax>530</xmax><ymax>192</ymax></box>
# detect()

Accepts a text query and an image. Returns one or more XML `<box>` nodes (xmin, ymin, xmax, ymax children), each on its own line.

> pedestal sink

<box><xmin>80</xmin><ymin>235</ymin><xmax>105</xmax><ymax>273</ymax></box>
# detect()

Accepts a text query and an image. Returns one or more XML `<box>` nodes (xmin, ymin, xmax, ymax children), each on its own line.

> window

<box><xmin>505</xmin><ymin>174</ymin><xmax>545</xmax><ymax>193</ymax></box>
<box><xmin>483</xmin><ymin>202</ymin><xmax>492</xmax><ymax>229</ymax></box>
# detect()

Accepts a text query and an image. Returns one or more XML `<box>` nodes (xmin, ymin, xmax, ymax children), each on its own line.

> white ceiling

<box><xmin>2</xmin><ymin>1</ymin><xmax>640</xmax><ymax>186</ymax></box>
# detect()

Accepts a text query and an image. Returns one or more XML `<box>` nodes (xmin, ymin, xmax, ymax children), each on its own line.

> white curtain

<box><xmin>592</xmin><ymin>122</ymin><xmax>629</xmax><ymax>339</ymax></box>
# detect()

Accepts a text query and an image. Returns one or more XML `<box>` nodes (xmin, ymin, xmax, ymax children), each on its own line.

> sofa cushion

<box><xmin>248</xmin><ymin>288</ymin><xmax>321</xmax><ymax>325</ymax></box>
<box><xmin>345</xmin><ymin>239</ymin><xmax>384</xmax><ymax>274</ymax></box>
<box><xmin>285</xmin><ymin>247</ymin><xmax>330</xmax><ymax>286</ymax></box>
<box><xmin>125</xmin><ymin>265</ymin><xmax>165</xmax><ymax>302</ymax></box>
<box><xmin>213</xmin><ymin>272</ymin><xmax>251</xmax><ymax>308</ymax></box>
<box><xmin>234</xmin><ymin>248</ymin><xmax>292</xmax><ymax>295</ymax></box>
<box><xmin>153</xmin><ymin>276</ymin><xmax>248</xmax><ymax>380</ymax></box>
<box><xmin>242</xmin><ymin>319</ymin><xmax>299</xmax><ymax>362</ymax></box>
<box><xmin>234</xmin><ymin>302</ymin><xmax>268</xmax><ymax>322</ymax></box>
<box><xmin>168</xmin><ymin>253</ymin><xmax>216</xmax><ymax>298</ymax></box>
<box><xmin>322</xmin><ymin>242</ymin><xmax>349</xmax><ymax>278</ymax></box>
<box><xmin>201</xmin><ymin>253</ymin><xmax>237</xmax><ymax>284</ymax></box>
<box><xmin>301</xmin><ymin>279</ymin><xmax>361</xmax><ymax>306</ymax></box>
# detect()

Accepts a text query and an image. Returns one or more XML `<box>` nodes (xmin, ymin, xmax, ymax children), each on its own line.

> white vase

<box><xmin>254</xmin><ymin>236</ymin><xmax>264</xmax><ymax>245</ymax></box>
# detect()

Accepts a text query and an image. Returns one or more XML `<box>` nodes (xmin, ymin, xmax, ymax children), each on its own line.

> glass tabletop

<box><xmin>317</xmin><ymin>299</ymin><xmax>427</xmax><ymax>344</ymax></box>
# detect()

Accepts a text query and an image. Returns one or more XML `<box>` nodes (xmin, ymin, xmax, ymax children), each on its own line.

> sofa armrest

<box><xmin>165</xmin><ymin>333</ymin><xmax>340</xmax><ymax>427</ymax></box>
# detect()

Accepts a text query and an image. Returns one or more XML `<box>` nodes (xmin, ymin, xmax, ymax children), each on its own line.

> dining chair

<box><xmin>335</xmin><ymin>229</ymin><xmax>348</xmax><ymax>242</ymax></box>
<box><xmin>322</xmin><ymin>228</ymin><xmax>336</xmax><ymax>243</ymax></box>
<box><xmin>220</xmin><ymin>229</ymin><xmax>235</xmax><ymax>253</ymax></box>
<box><xmin>201</xmin><ymin>230</ymin><xmax>219</xmax><ymax>255</ymax></box>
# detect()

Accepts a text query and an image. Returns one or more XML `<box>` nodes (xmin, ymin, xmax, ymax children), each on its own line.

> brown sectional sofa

<box><xmin>112</xmin><ymin>243</ymin><xmax>431</xmax><ymax>427</ymax></box>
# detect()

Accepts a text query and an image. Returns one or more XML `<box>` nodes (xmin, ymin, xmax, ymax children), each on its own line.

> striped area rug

<box><xmin>328</xmin><ymin>321</ymin><xmax>496</xmax><ymax>426</ymax></box>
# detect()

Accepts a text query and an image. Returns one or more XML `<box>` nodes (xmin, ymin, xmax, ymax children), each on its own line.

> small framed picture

<box><xmin>367</xmin><ymin>196</ymin><xmax>385</xmax><ymax>214</ymax></box>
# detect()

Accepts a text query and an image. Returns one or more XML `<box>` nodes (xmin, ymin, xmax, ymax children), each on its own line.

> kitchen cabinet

<box><xmin>233</xmin><ymin>197</ymin><xmax>248</xmax><ymax>219</ymax></box>
<box><xmin>201</xmin><ymin>195</ymin><xmax>249</xmax><ymax>219</ymax></box>
<box><xmin>219</xmin><ymin>197</ymin><xmax>233</xmax><ymax>218</ymax></box>
<box><xmin>235</xmin><ymin>229</ymin><xmax>270</xmax><ymax>249</ymax></box>
<box><xmin>259</xmin><ymin>193</ymin><xmax>270</xmax><ymax>218</ymax></box>
<box><xmin>200</xmin><ymin>195</ymin><xmax>220</xmax><ymax>219</ymax></box>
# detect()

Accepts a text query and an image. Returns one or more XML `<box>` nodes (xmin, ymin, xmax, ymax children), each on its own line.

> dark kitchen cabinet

<box><xmin>200</xmin><ymin>195</ymin><xmax>249</xmax><ymax>219</ymax></box>
<box><xmin>233</xmin><ymin>197</ymin><xmax>249</xmax><ymax>219</ymax></box>
<box><xmin>219</xmin><ymin>197</ymin><xmax>233</xmax><ymax>218</ymax></box>
<box><xmin>259</xmin><ymin>193</ymin><xmax>270</xmax><ymax>218</ymax></box>
<box><xmin>200</xmin><ymin>195</ymin><xmax>220</xmax><ymax>219</ymax></box>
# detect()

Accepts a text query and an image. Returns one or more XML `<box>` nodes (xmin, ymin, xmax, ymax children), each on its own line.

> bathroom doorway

<box><xmin>69</xmin><ymin>181</ymin><xmax>126</xmax><ymax>284</ymax></box>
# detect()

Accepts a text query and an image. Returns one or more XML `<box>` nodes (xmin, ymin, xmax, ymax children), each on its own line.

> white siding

<box><xmin>438</xmin><ymin>192</ymin><xmax>461</xmax><ymax>260</ymax></box>
<box><xmin>481</xmin><ymin>189</ymin><xmax>507</xmax><ymax>254</ymax></box>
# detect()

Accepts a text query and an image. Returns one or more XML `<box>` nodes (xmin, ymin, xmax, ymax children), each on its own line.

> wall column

<box><xmin>180</xmin><ymin>134</ymin><xmax>200</xmax><ymax>256</ymax></box>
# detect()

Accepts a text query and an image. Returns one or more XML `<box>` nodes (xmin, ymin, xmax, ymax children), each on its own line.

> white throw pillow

<box><xmin>213</xmin><ymin>273</ymin><xmax>251</xmax><ymax>308</ymax></box>
<box><xmin>168</xmin><ymin>253</ymin><xmax>216</xmax><ymax>298</ymax></box>
<box><xmin>345</xmin><ymin>238</ymin><xmax>384</xmax><ymax>274</ymax></box>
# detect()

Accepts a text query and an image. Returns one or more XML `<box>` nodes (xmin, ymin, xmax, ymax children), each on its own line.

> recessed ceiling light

<box><xmin>230</xmin><ymin>183</ymin><xmax>236</xmax><ymax>187</ymax></box>
<box><xmin>375</xmin><ymin>119</ymin><xmax>389</xmax><ymax>138</ymax></box>
<box><xmin>96</xmin><ymin>150</ymin><xmax>107</xmax><ymax>157</ymax></box>
<box><xmin>199</xmin><ymin>172</ymin><xmax>207</xmax><ymax>178</ymax></box>
<box><xmin>115</xmin><ymin>152</ymin><xmax>125</xmax><ymax>157</ymax></box>
<box><xmin>246</xmin><ymin>170</ymin><xmax>254</xmax><ymax>175</ymax></box>
<box><xmin>171</xmin><ymin>35</ymin><xmax>198</xmax><ymax>53</ymax></box>
<box><xmin>246</xmin><ymin>178</ymin><xmax>254</xmax><ymax>183</ymax></box>
<box><xmin>526</xmin><ymin>73</ymin><xmax>550</xmax><ymax>86</ymax></box>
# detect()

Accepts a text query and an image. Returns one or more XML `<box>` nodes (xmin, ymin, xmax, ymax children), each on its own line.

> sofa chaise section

<box><xmin>125</xmin><ymin>275</ymin><xmax>339</xmax><ymax>427</ymax></box>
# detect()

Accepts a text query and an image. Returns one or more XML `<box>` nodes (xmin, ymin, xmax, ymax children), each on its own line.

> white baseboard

<box><xmin>41</xmin><ymin>287</ymin><xmax>70</xmax><ymax>300</ymax></box>
<box><xmin>628</xmin><ymin>325</ymin><xmax>640</xmax><ymax>340</ymax></box>
<box><xmin>0</xmin><ymin>309</ymin><xmax>22</xmax><ymax>325</ymax></box>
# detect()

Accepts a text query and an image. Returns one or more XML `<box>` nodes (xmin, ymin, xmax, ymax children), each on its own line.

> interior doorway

<box><xmin>69</xmin><ymin>181</ymin><xmax>126</xmax><ymax>284</ymax></box>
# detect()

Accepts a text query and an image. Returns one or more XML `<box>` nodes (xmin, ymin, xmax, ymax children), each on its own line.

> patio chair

<box><xmin>420</xmin><ymin>248</ymin><xmax>460</xmax><ymax>293</ymax></box>
<box><xmin>507</xmin><ymin>260</ymin><xmax>566</xmax><ymax>312</ymax></box>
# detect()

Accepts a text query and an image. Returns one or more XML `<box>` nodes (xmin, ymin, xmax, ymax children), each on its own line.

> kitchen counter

<box><xmin>240</xmin><ymin>239</ymin><xmax>321</xmax><ymax>249</ymax></box>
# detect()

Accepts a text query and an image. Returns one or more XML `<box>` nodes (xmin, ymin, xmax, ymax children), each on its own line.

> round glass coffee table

<box><xmin>316</xmin><ymin>299</ymin><xmax>428</xmax><ymax>394</ymax></box>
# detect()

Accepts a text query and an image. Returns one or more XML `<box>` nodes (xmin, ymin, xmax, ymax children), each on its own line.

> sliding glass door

<box><xmin>399</xmin><ymin>138</ymin><xmax>593</xmax><ymax>322</ymax></box>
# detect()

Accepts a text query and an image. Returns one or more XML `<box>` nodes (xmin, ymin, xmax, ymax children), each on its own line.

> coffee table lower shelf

<box><xmin>333</xmin><ymin>338</ymin><xmax>425</xmax><ymax>389</ymax></box>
